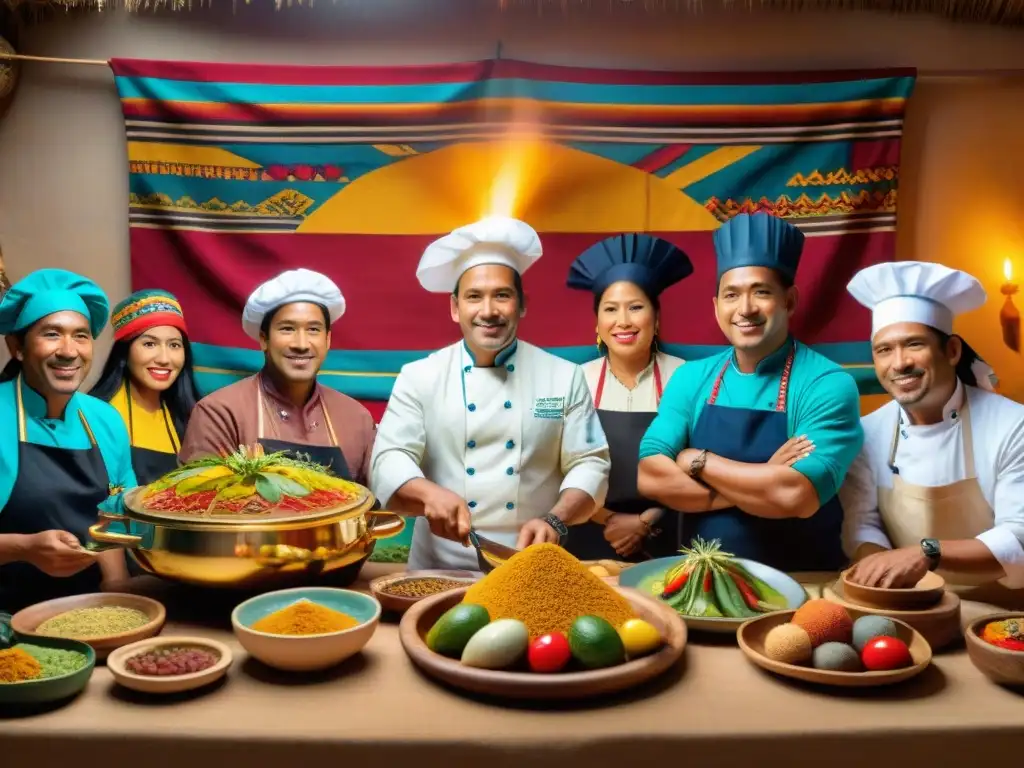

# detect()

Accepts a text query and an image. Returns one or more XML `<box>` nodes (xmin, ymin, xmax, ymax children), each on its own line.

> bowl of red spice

<box><xmin>107</xmin><ymin>636</ymin><xmax>232</xmax><ymax>694</ymax></box>
<box><xmin>231</xmin><ymin>587</ymin><xmax>381</xmax><ymax>672</ymax></box>
<box><xmin>965</xmin><ymin>612</ymin><xmax>1024</xmax><ymax>686</ymax></box>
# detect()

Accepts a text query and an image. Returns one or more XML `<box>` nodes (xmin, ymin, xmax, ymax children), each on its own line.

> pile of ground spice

<box><xmin>35</xmin><ymin>606</ymin><xmax>151</xmax><ymax>639</ymax></box>
<box><xmin>13</xmin><ymin>644</ymin><xmax>88</xmax><ymax>679</ymax></box>
<box><xmin>0</xmin><ymin>647</ymin><xmax>42</xmax><ymax>683</ymax></box>
<box><xmin>251</xmin><ymin>599</ymin><xmax>359</xmax><ymax>635</ymax></box>
<box><xmin>462</xmin><ymin>543</ymin><xmax>636</xmax><ymax>641</ymax></box>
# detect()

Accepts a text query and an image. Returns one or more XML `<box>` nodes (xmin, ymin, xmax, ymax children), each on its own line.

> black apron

<box><xmin>684</xmin><ymin>348</ymin><xmax>845</xmax><ymax>572</ymax></box>
<box><xmin>123</xmin><ymin>380</ymin><xmax>181</xmax><ymax>485</ymax></box>
<box><xmin>0</xmin><ymin>379</ymin><xmax>109</xmax><ymax>613</ymax></box>
<box><xmin>255</xmin><ymin>383</ymin><xmax>351</xmax><ymax>479</ymax></box>
<box><xmin>565</xmin><ymin>358</ymin><xmax>680</xmax><ymax>563</ymax></box>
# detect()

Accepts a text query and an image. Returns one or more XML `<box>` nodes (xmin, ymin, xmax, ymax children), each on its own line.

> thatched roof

<box><xmin>2</xmin><ymin>0</ymin><xmax>1024</xmax><ymax>26</ymax></box>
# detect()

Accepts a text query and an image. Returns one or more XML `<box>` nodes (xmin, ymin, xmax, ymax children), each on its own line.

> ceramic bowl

<box><xmin>369</xmin><ymin>570</ymin><xmax>480</xmax><ymax>615</ymax></box>
<box><xmin>11</xmin><ymin>593</ymin><xmax>166</xmax><ymax>660</ymax></box>
<box><xmin>840</xmin><ymin>569</ymin><xmax>946</xmax><ymax>610</ymax></box>
<box><xmin>964</xmin><ymin>612</ymin><xmax>1024</xmax><ymax>686</ymax></box>
<box><xmin>107</xmin><ymin>636</ymin><xmax>233</xmax><ymax>694</ymax></box>
<box><xmin>231</xmin><ymin>587</ymin><xmax>381</xmax><ymax>672</ymax></box>
<box><xmin>0</xmin><ymin>635</ymin><xmax>96</xmax><ymax>706</ymax></box>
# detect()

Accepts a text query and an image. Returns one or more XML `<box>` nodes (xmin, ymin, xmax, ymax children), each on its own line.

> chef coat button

<box><xmin>469</xmin><ymin>501</ymin><xmax>477</xmax><ymax>508</ymax></box>
<box><xmin>467</xmin><ymin>468</ymin><xmax>475</xmax><ymax>476</ymax></box>
<box><xmin>506</xmin><ymin>502</ymin><xmax>515</xmax><ymax>510</ymax></box>
<box><xmin>507</xmin><ymin>364</ymin><xmax>515</xmax><ymax>372</ymax></box>
<box><xmin>467</xmin><ymin>440</ymin><xmax>476</xmax><ymax>448</ymax></box>
<box><xmin>506</xmin><ymin>467</ymin><xmax>515</xmax><ymax>475</ymax></box>
<box><xmin>468</xmin><ymin>403</ymin><xmax>476</xmax><ymax>412</ymax></box>
<box><xmin>506</xmin><ymin>440</ymin><xmax>515</xmax><ymax>449</ymax></box>
<box><xmin>504</xmin><ymin>400</ymin><xmax>512</xmax><ymax>409</ymax></box>
<box><xmin>464</xmin><ymin>365</ymin><xmax>471</xmax><ymax>373</ymax></box>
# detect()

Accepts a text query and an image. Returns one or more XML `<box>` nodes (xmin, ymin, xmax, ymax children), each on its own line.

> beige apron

<box><xmin>878</xmin><ymin>400</ymin><xmax>1023</xmax><ymax>606</ymax></box>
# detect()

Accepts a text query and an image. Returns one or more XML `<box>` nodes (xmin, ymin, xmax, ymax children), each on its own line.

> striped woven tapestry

<box><xmin>109</xmin><ymin>59</ymin><xmax>917</xmax><ymax>423</ymax></box>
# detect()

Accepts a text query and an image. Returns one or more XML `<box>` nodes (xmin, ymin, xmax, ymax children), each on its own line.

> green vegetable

<box><xmin>254</xmin><ymin>474</ymin><xmax>282</xmax><ymax>503</ymax></box>
<box><xmin>426</xmin><ymin>603</ymin><xmax>491</xmax><ymax>658</ymax></box>
<box><xmin>262</xmin><ymin>472</ymin><xmax>311</xmax><ymax>498</ymax></box>
<box><xmin>568</xmin><ymin>615</ymin><xmax>625</xmax><ymax>669</ymax></box>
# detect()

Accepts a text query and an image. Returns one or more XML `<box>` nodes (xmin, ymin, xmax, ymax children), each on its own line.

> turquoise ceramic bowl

<box><xmin>231</xmin><ymin>587</ymin><xmax>381</xmax><ymax>672</ymax></box>
<box><xmin>0</xmin><ymin>636</ymin><xmax>96</xmax><ymax>706</ymax></box>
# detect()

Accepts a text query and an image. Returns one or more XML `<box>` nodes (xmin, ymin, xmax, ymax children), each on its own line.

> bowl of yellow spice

<box><xmin>232</xmin><ymin>587</ymin><xmax>381</xmax><ymax>672</ymax></box>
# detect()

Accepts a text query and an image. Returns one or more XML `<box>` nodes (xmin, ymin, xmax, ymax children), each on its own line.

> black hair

<box><xmin>90</xmin><ymin>334</ymin><xmax>202</xmax><ymax>438</ymax></box>
<box><xmin>594</xmin><ymin>284</ymin><xmax>661</xmax><ymax>356</ymax></box>
<box><xmin>930</xmin><ymin>329</ymin><xmax>987</xmax><ymax>388</ymax></box>
<box><xmin>453</xmin><ymin>270</ymin><xmax>526</xmax><ymax>309</ymax></box>
<box><xmin>259</xmin><ymin>302</ymin><xmax>331</xmax><ymax>337</ymax></box>
<box><xmin>0</xmin><ymin>331</ymin><xmax>26</xmax><ymax>383</ymax></box>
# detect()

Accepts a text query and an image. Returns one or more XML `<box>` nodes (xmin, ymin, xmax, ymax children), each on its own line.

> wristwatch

<box><xmin>542</xmin><ymin>514</ymin><xmax>569</xmax><ymax>543</ymax></box>
<box><xmin>688</xmin><ymin>449</ymin><xmax>709</xmax><ymax>480</ymax></box>
<box><xmin>920</xmin><ymin>538</ymin><xmax>941</xmax><ymax>571</ymax></box>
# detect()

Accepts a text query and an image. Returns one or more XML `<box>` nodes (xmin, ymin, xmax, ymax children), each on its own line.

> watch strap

<box><xmin>543</xmin><ymin>514</ymin><xmax>568</xmax><ymax>541</ymax></box>
<box><xmin>920</xmin><ymin>538</ymin><xmax>941</xmax><ymax>571</ymax></box>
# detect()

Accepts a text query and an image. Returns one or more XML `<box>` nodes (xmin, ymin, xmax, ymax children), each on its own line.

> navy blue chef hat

<box><xmin>713</xmin><ymin>212</ymin><xmax>805</xmax><ymax>284</ymax></box>
<box><xmin>566</xmin><ymin>233</ymin><xmax>694</xmax><ymax>301</ymax></box>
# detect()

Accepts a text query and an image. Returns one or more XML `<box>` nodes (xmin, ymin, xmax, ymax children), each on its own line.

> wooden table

<box><xmin>3</xmin><ymin>564</ymin><xmax>1023</xmax><ymax>768</ymax></box>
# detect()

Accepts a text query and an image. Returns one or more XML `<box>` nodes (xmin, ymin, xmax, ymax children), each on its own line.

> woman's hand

<box><xmin>768</xmin><ymin>435</ymin><xmax>815</xmax><ymax>466</ymax></box>
<box><xmin>603</xmin><ymin>513</ymin><xmax>649</xmax><ymax>557</ymax></box>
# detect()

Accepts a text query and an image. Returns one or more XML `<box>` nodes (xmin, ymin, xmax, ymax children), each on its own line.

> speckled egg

<box><xmin>764</xmin><ymin>623</ymin><xmax>813</xmax><ymax>665</ymax></box>
<box><xmin>852</xmin><ymin>615</ymin><xmax>899</xmax><ymax>653</ymax></box>
<box><xmin>791</xmin><ymin>599</ymin><xmax>854</xmax><ymax>647</ymax></box>
<box><xmin>812</xmin><ymin>641</ymin><xmax>862</xmax><ymax>672</ymax></box>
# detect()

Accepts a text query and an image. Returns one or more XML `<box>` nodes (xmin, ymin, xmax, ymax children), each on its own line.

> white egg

<box><xmin>460</xmin><ymin>619</ymin><xmax>529</xmax><ymax>669</ymax></box>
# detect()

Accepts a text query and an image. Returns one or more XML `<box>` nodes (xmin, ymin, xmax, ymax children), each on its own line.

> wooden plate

<box><xmin>738</xmin><ymin>608</ymin><xmax>932</xmax><ymax>688</ymax></box>
<box><xmin>399</xmin><ymin>586</ymin><xmax>686</xmax><ymax>700</ymax></box>
<box><xmin>369</xmin><ymin>570</ymin><xmax>481</xmax><ymax>615</ymax></box>
<box><xmin>841</xmin><ymin>569</ymin><xmax>945</xmax><ymax>610</ymax></box>
<box><xmin>964</xmin><ymin>612</ymin><xmax>1024</xmax><ymax>686</ymax></box>
<box><xmin>12</xmin><ymin>593</ymin><xmax>166</xmax><ymax>660</ymax></box>
<box><xmin>107</xmin><ymin>636</ymin><xmax>233</xmax><ymax>694</ymax></box>
<box><xmin>823</xmin><ymin>580</ymin><xmax>962</xmax><ymax>650</ymax></box>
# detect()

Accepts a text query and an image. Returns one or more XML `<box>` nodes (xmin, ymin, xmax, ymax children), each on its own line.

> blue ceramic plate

<box><xmin>0</xmin><ymin>635</ymin><xmax>96</xmax><ymax>706</ymax></box>
<box><xmin>618</xmin><ymin>556</ymin><xmax>808</xmax><ymax>634</ymax></box>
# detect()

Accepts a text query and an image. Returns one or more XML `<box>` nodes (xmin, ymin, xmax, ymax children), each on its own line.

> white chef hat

<box><xmin>416</xmin><ymin>215</ymin><xmax>543</xmax><ymax>294</ymax></box>
<box><xmin>847</xmin><ymin>261</ymin><xmax>987</xmax><ymax>337</ymax></box>
<box><xmin>242</xmin><ymin>268</ymin><xmax>346</xmax><ymax>340</ymax></box>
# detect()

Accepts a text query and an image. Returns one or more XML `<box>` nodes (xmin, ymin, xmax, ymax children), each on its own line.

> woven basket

<box><xmin>0</xmin><ymin>36</ymin><xmax>17</xmax><ymax>100</ymax></box>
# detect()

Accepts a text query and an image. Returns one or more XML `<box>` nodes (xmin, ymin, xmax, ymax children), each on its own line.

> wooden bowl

<box><xmin>823</xmin><ymin>580</ymin><xmax>962</xmax><ymax>650</ymax></box>
<box><xmin>841</xmin><ymin>569</ymin><xmax>946</xmax><ymax>610</ymax></box>
<box><xmin>12</xmin><ymin>593</ymin><xmax>166</xmax><ymax>660</ymax></box>
<box><xmin>964</xmin><ymin>612</ymin><xmax>1024</xmax><ymax>686</ymax></box>
<box><xmin>738</xmin><ymin>608</ymin><xmax>932</xmax><ymax>688</ymax></box>
<box><xmin>399</xmin><ymin>586</ymin><xmax>686</xmax><ymax>700</ymax></box>
<box><xmin>107</xmin><ymin>636</ymin><xmax>233</xmax><ymax>694</ymax></box>
<box><xmin>369</xmin><ymin>570</ymin><xmax>481</xmax><ymax>615</ymax></box>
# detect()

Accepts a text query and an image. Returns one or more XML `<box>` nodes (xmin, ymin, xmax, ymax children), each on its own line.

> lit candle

<box><xmin>1000</xmin><ymin>258</ymin><xmax>1020</xmax><ymax>352</ymax></box>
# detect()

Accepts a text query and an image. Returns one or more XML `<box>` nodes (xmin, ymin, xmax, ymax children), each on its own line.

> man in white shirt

<box><xmin>370</xmin><ymin>216</ymin><xmax>611</xmax><ymax>570</ymax></box>
<box><xmin>839</xmin><ymin>261</ymin><xmax>1024</xmax><ymax>591</ymax></box>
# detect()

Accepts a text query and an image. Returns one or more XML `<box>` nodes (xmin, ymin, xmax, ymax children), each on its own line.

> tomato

<box><xmin>527</xmin><ymin>632</ymin><xmax>572</xmax><ymax>673</ymax></box>
<box><xmin>861</xmin><ymin>636</ymin><xmax>912</xmax><ymax>671</ymax></box>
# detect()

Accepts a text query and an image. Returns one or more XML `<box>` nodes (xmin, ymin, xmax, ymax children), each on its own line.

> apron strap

<box><xmin>15</xmin><ymin>374</ymin><xmax>97</xmax><ymax>448</ymax></box>
<box><xmin>594</xmin><ymin>356</ymin><xmax>663</xmax><ymax>409</ymax></box>
<box><xmin>708</xmin><ymin>347</ymin><xmax>795</xmax><ymax>412</ymax></box>
<box><xmin>887</xmin><ymin>397</ymin><xmax>976</xmax><ymax>478</ymax></box>
<box><xmin>257</xmin><ymin>379</ymin><xmax>338</xmax><ymax>447</ymax></box>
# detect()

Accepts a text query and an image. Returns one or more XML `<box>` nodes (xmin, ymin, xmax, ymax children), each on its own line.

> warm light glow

<box><xmin>1005</xmin><ymin>258</ymin><xmax>1014</xmax><ymax>283</ymax></box>
<box><xmin>484</xmin><ymin>115</ymin><xmax>546</xmax><ymax>219</ymax></box>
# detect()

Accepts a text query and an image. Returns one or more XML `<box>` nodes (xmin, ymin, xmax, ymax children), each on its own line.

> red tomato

<box><xmin>528</xmin><ymin>633</ymin><xmax>571</xmax><ymax>673</ymax></box>
<box><xmin>861</xmin><ymin>636</ymin><xmax>912</xmax><ymax>671</ymax></box>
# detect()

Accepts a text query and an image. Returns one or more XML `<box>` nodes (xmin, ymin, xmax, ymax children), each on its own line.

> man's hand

<box><xmin>769</xmin><ymin>435</ymin><xmax>815</xmax><ymax>466</ymax></box>
<box><xmin>421</xmin><ymin>486</ymin><xmax>472</xmax><ymax>546</ymax></box>
<box><xmin>23</xmin><ymin>530</ymin><xmax>97</xmax><ymax>577</ymax></box>
<box><xmin>603</xmin><ymin>513</ymin><xmax>648</xmax><ymax>557</ymax></box>
<box><xmin>846</xmin><ymin>546</ymin><xmax>930</xmax><ymax>589</ymax></box>
<box><xmin>516</xmin><ymin>518</ymin><xmax>562</xmax><ymax>549</ymax></box>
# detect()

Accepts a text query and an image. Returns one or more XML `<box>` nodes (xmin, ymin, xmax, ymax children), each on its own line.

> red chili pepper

<box><xmin>731</xmin><ymin>571</ymin><xmax>760</xmax><ymax>610</ymax></box>
<box><xmin>703</xmin><ymin>569</ymin><xmax>713</xmax><ymax>592</ymax></box>
<box><xmin>661</xmin><ymin>567</ymin><xmax>690</xmax><ymax>597</ymax></box>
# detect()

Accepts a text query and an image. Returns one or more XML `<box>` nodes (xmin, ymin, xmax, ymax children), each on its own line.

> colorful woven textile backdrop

<box><xmin>110</xmin><ymin>59</ymin><xmax>916</xmax><ymax>413</ymax></box>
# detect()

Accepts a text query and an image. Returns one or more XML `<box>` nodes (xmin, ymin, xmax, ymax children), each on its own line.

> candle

<box><xmin>1000</xmin><ymin>257</ymin><xmax>1020</xmax><ymax>352</ymax></box>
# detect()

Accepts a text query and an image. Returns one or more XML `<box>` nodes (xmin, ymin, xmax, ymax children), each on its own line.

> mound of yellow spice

<box><xmin>462</xmin><ymin>543</ymin><xmax>636</xmax><ymax>641</ymax></box>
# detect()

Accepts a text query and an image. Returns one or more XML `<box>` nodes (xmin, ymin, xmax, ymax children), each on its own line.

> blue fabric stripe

<box><xmin>114</xmin><ymin>75</ymin><xmax>915</xmax><ymax>109</ymax></box>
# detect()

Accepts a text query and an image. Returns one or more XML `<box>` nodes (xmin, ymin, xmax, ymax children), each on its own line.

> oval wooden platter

<box><xmin>738</xmin><ymin>608</ymin><xmax>932</xmax><ymax>688</ymax></box>
<box><xmin>399</xmin><ymin>586</ymin><xmax>686</xmax><ymax>700</ymax></box>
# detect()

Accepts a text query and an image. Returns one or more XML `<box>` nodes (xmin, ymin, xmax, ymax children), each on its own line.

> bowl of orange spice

<box><xmin>965</xmin><ymin>612</ymin><xmax>1024</xmax><ymax>686</ymax></box>
<box><xmin>232</xmin><ymin>587</ymin><xmax>381</xmax><ymax>672</ymax></box>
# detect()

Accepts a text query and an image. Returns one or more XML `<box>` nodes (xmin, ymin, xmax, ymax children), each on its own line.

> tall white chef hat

<box><xmin>242</xmin><ymin>268</ymin><xmax>346</xmax><ymax>341</ymax></box>
<box><xmin>416</xmin><ymin>215</ymin><xmax>543</xmax><ymax>294</ymax></box>
<box><xmin>848</xmin><ymin>261</ymin><xmax>997</xmax><ymax>391</ymax></box>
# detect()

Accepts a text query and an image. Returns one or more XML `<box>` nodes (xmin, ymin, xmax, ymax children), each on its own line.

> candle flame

<box><xmin>1005</xmin><ymin>258</ymin><xmax>1014</xmax><ymax>282</ymax></box>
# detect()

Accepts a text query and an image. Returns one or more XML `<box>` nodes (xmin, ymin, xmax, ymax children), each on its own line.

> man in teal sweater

<box><xmin>637</xmin><ymin>213</ymin><xmax>863</xmax><ymax>571</ymax></box>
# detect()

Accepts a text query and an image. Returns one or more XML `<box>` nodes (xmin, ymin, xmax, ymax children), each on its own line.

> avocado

<box><xmin>426</xmin><ymin>603</ymin><xmax>491</xmax><ymax>658</ymax></box>
<box><xmin>568</xmin><ymin>615</ymin><xmax>626</xmax><ymax>669</ymax></box>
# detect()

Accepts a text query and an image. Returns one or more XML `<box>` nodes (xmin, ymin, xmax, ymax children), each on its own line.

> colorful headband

<box><xmin>111</xmin><ymin>289</ymin><xmax>188</xmax><ymax>342</ymax></box>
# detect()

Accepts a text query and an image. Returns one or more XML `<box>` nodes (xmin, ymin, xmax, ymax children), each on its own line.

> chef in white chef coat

<box><xmin>839</xmin><ymin>261</ymin><xmax>1024</xmax><ymax>592</ymax></box>
<box><xmin>370</xmin><ymin>215</ymin><xmax>612</xmax><ymax>570</ymax></box>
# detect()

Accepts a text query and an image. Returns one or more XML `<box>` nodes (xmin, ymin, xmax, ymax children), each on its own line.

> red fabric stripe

<box><xmin>120</xmin><ymin>100</ymin><xmax>909</xmax><ymax>126</ymax></box>
<box><xmin>632</xmin><ymin>145</ymin><xmax>693</xmax><ymax>173</ymax></box>
<box><xmin>849</xmin><ymin>138</ymin><xmax>905</xmax><ymax>172</ymax></box>
<box><xmin>115</xmin><ymin>313</ymin><xmax>189</xmax><ymax>342</ymax></box>
<box><xmin>128</xmin><ymin>229</ymin><xmax>886</xmax><ymax>351</ymax></box>
<box><xmin>110</xmin><ymin>57</ymin><xmax>916</xmax><ymax>88</ymax></box>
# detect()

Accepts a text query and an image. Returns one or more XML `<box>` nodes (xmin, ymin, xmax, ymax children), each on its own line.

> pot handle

<box><xmin>368</xmin><ymin>511</ymin><xmax>405</xmax><ymax>541</ymax></box>
<box><xmin>89</xmin><ymin>517</ymin><xmax>143</xmax><ymax>549</ymax></box>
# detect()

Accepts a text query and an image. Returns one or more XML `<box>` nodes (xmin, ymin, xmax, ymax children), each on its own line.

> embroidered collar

<box><xmin>462</xmin><ymin>339</ymin><xmax>518</xmax><ymax>368</ymax></box>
